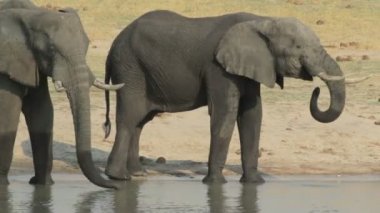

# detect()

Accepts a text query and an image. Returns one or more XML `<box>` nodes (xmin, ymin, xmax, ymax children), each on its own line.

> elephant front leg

<box><xmin>203</xmin><ymin>93</ymin><xmax>239</xmax><ymax>183</ymax></box>
<box><xmin>0</xmin><ymin>134</ymin><xmax>17</xmax><ymax>185</ymax></box>
<box><xmin>237</xmin><ymin>85</ymin><xmax>264</xmax><ymax>183</ymax></box>
<box><xmin>0</xmin><ymin>77</ymin><xmax>24</xmax><ymax>184</ymax></box>
<box><xmin>22</xmin><ymin>81</ymin><xmax>54</xmax><ymax>185</ymax></box>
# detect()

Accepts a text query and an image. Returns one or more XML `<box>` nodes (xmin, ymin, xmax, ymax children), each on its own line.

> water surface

<box><xmin>0</xmin><ymin>174</ymin><xmax>379</xmax><ymax>212</ymax></box>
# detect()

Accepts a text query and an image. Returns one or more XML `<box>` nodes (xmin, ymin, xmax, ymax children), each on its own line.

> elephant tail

<box><xmin>103</xmin><ymin>60</ymin><xmax>112</xmax><ymax>140</ymax></box>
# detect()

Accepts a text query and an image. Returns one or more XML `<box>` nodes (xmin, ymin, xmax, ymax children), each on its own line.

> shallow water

<box><xmin>0</xmin><ymin>174</ymin><xmax>379</xmax><ymax>213</ymax></box>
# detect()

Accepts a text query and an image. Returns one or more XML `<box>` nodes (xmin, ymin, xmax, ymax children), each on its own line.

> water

<box><xmin>0</xmin><ymin>174</ymin><xmax>379</xmax><ymax>213</ymax></box>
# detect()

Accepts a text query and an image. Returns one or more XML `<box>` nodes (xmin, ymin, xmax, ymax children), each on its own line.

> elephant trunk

<box><xmin>308</xmin><ymin>54</ymin><xmax>346</xmax><ymax>123</ymax></box>
<box><xmin>65</xmin><ymin>64</ymin><xmax>119</xmax><ymax>189</ymax></box>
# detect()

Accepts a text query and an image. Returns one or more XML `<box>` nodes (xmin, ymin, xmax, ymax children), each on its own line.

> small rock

<box><xmin>316</xmin><ymin>20</ymin><xmax>325</xmax><ymax>25</ymax></box>
<box><xmin>82</xmin><ymin>6</ymin><xmax>88</xmax><ymax>11</ymax></box>
<box><xmin>362</xmin><ymin>55</ymin><xmax>370</xmax><ymax>60</ymax></box>
<box><xmin>375</xmin><ymin>121</ymin><xmax>380</xmax><ymax>125</ymax></box>
<box><xmin>287</xmin><ymin>0</ymin><xmax>304</xmax><ymax>5</ymax></box>
<box><xmin>286</xmin><ymin>127</ymin><xmax>293</xmax><ymax>131</ymax></box>
<box><xmin>378</xmin><ymin>98</ymin><xmax>380</xmax><ymax>102</ymax></box>
<box><xmin>139</xmin><ymin>156</ymin><xmax>146</xmax><ymax>163</ymax></box>
<box><xmin>336</xmin><ymin>55</ymin><xmax>353</xmax><ymax>62</ymax></box>
<box><xmin>324</xmin><ymin>45</ymin><xmax>337</xmax><ymax>49</ymax></box>
<box><xmin>156</xmin><ymin>157</ymin><xmax>166</xmax><ymax>164</ymax></box>
<box><xmin>281</xmin><ymin>140</ymin><xmax>286</xmax><ymax>143</ymax></box>
<box><xmin>321</xmin><ymin>148</ymin><xmax>336</xmax><ymax>154</ymax></box>
<box><xmin>349</xmin><ymin>42</ymin><xmax>359</xmax><ymax>47</ymax></box>
<box><xmin>345</xmin><ymin>4</ymin><xmax>353</xmax><ymax>9</ymax></box>
<box><xmin>340</xmin><ymin>42</ymin><xmax>348</xmax><ymax>48</ymax></box>
<box><xmin>91</xmin><ymin>45</ymin><xmax>97</xmax><ymax>49</ymax></box>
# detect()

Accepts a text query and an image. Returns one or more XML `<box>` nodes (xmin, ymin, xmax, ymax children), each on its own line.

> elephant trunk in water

<box><xmin>64</xmin><ymin>63</ymin><xmax>119</xmax><ymax>189</ymax></box>
<box><xmin>308</xmin><ymin>54</ymin><xmax>346</xmax><ymax>123</ymax></box>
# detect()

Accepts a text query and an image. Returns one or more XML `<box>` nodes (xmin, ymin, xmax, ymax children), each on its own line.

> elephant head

<box><xmin>0</xmin><ymin>8</ymin><xmax>122</xmax><ymax>188</ymax></box>
<box><xmin>216</xmin><ymin>17</ymin><xmax>345</xmax><ymax>123</ymax></box>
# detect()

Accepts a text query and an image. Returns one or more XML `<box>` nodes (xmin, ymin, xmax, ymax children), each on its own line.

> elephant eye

<box><xmin>296</xmin><ymin>45</ymin><xmax>302</xmax><ymax>49</ymax></box>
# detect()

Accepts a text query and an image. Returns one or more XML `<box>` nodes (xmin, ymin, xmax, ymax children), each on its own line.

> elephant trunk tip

<box><xmin>76</xmin><ymin>150</ymin><xmax>121</xmax><ymax>189</ymax></box>
<box><xmin>309</xmin><ymin>86</ymin><xmax>344</xmax><ymax>123</ymax></box>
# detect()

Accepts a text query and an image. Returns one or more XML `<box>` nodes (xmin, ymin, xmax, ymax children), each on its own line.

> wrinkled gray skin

<box><xmin>0</xmin><ymin>1</ymin><xmax>119</xmax><ymax>188</ymax></box>
<box><xmin>104</xmin><ymin>10</ymin><xmax>346</xmax><ymax>183</ymax></box>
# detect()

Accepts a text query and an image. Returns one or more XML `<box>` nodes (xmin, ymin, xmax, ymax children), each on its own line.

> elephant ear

<box><xmin>216</xmin><ymin>20</ymin><xmax>277</xmax><ymax>88</ymax></box>
<box><xmin>0</xmin><ymin>19</ymin><xmax>39</xmax><ymax>87</ymax></box>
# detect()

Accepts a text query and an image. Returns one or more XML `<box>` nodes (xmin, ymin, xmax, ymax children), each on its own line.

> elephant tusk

<box><xmin>345</xmin><ymin>75</ymin><xmax>371</xmax><ymax>84</ymax></box>
<box><xmin>54</xmin><ymin>81</ymin><xmax>66</xmax><ymax>92</ymax></box>
<box><xmin>317</xmin><ymin>72</ymin><xmax>345</xmax><ymax>81</ymax></box>
<box><xmin>93</xmin><ymin>78</ymin><xmax>125</xmax><ymax>91</ymax></box>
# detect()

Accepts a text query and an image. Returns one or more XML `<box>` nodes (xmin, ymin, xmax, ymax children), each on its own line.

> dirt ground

<box><xmin>9</xmin><ymin>0</ymin><xmax>380</xmax><ymax>179</ymax></box>
<box><xmin>10</xmin><ymin>48</ymin><xmax>380</xmax><ymax>179</ymax></box>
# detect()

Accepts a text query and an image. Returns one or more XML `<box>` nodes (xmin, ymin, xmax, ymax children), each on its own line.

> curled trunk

<box><xmin>310</xmin><ymin>80</ymin><xmax>345</xmax><ymax>123</ymax></box>
<box><xmin>308</xmin><ymin>54</ymin><xmax>346</xmax><ymax>123</ymax></box>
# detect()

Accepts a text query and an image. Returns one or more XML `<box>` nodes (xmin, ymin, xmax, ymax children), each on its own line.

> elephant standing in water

<box><xmin>103</xmin><ymin>10</ymin><xmax>345</xmax><ymax>183</ymax></box>
<box><xmin>0</xmin><ymin>0</ymin><xmax>122</xmax><ymax>188</ymax></box>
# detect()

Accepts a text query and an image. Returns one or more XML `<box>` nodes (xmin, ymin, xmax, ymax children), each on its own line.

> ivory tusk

<box><xmin>54</xmin><ymin>81</ymin><xmax>66</xmax><ymax>92</ymax></box>
<box><xmin>317</xmin><ymin>72</ymin><xmax>345</xmax><ymax>81</ymax></box>
<box><xmin>345</xmin><ymin>75</ymin><xmax>371</xmax><ymax>84</ymax></box>
<box><xmin>93</xmin><ymin>78</ymin><xmax>124</xmax><ymax>91</ymax></box>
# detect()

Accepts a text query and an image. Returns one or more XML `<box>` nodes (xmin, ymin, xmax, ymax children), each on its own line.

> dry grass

<box><xmin>35</xmin><ymin>0</ymin><xmax>379</xmax><ymax>49</ymax></box>
<box><xmin>36</xmin><ymin>0</ymin><xmax>378</xmax><ymax>108</ymax></box>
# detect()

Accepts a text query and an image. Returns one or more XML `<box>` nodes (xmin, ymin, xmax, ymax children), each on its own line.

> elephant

<box><xmin>103</xmin><ymin>10</ymin><xmax>345</xmax><ymax>183</ymax></box>
<box><xmin>0</xmin><ymin>0</ymin><xmax>38</xmax><ymax>10</ymax></box>
<box><xmin>0</xmin><ymin>2</ymin><xmax>123</xmax><ymax>188</ymax></box>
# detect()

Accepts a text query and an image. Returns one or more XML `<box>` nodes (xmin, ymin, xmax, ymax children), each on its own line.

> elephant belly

<box><xmin>146</xmin><ymin>69</ymin><xmax>207</xmax><ymax>112</ymax></box>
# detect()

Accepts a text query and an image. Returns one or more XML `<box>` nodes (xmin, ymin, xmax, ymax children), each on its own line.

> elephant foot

<box><xmin>105</xmin><ymin>167</ymin><xmax>132</xmax><ymax>181</ymax></box>
<box><xmin>202</xmin><ymin>174</ymin><xmax>227</xmax><ymax>184</ymax></box>
<box><xmin>128</xmin><ymin>164</ymin><xmax>147</xmax><ymax>177</ymax></box>
<box><xmin>240</xmin><ymin>173</ymin><xmax>265</xmax><ymax>184</ymax></box>
<box><xmin>0</xmin><ymin>176</ymin><xmax>9</xmax><ymax>185</ymax></box>
<box><xmin>29</xmin><ymin>176</ymin><xmax>54</xmax><ymax>185</ymax></box>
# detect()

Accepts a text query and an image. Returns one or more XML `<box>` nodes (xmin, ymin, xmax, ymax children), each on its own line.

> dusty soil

<box><xmin>10</xmin><ymin>49</ymin><xmax>380</xmax><ymax>179</ymax></box>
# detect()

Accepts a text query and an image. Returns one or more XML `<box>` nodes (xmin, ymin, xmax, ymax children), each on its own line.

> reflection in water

<box><xmin>2</xmin><ymin>175</ymin><xmax>380</xmax><ymax>212</ymax></box>
<box><xmin>207</xmin><ymin>182</ymin><xmax>259</xmax><ymax>213</ymax></box>
<box><xmin>0</xmin><ymin>186</ymin><xmax>12</xmax><ymax>213</ymax></box>
<box><xmin>240</xmin><ymin>184</ymin><xmax>259</xmax><ymax>213</ymax></box>
<box><xmin>207</xmin><ymin>184</ymin><xmax>226</xmax><ymax>213</ymax></box>
<box><xmin>0</xmin><ymin>185</ymin><xmax>52</xmax><ymax>213</ymax></box>
<box><xmin>75</xmin><ymin>182</ymin><xmax>140</xmax><ymax>213</ymax></box>
<box><xmin>30</xmin><ymin>186</ymin><xmax>52</xmax><ymax>213</ymax></box>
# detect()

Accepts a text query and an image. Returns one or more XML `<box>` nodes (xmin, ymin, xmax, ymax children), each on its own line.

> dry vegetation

<box><xmin>11</xmin><ymin>0</ymin><xmax>379</xmax><ymax>176</ymax></box>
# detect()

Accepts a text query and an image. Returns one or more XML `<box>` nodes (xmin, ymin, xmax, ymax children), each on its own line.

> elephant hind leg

<box><xmin>126</xmin><ymin>110</ymin><xmax>158</xmax><ymax>176</ymax></box>
<box><xmin>106</xmin><ymin>94</ymin><xmax>155</xmax><ymax>180</ymax></box>
<box><xmin>0</xmin><ymin>75</ymin><xmax>26</xmax><ymax>184</ymax></box>
<box><xmin>22</xmin><ymin>78</ymin><xmax>54</xmax><ymax>185</ymax></box>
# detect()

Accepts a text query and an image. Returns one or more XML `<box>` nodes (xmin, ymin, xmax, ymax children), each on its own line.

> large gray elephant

<box><xmin>0</xmin><ymin>1</ymin><xmax>122</xmax><ymax>188</ymax></box>
<box><xmin>103</xmin><ymin>10</ymin><xmax>346</xmax><ymax>183</ymax></box>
